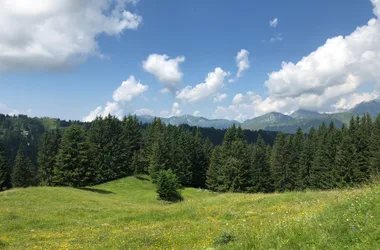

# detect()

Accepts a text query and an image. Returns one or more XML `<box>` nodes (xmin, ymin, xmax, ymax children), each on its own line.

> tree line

<box><xmin>1</xmin><ymin>113</ymin><xmax>379</xmax><ymax>193</ymax></box>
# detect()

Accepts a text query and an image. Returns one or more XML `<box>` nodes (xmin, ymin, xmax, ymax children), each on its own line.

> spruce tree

<box><xmin>87</xmin><ymin>115</ymin><xmax>128</xmax><ymax>184</ymax></box>
<box><xmin>251</xmin><ymin>135</ymin><xmax>273</xmax><ymax>193</ymax></box>
<box><xmin>206</xmin><ymin>146</ymin><xmax>222</xmax><ymax>191</ymax></box>
<box><xmin>54</xmin><ymin>125</ymin><xmax>90</xmax><ymax>187</ymax></box>
<box><xmin>271</xmin><ymin>132</ymin><xmax>292</xmax><ymax>192</ymax></box>
<box><xmin>0</xmin><ymin>140</ymin><xmax>11</xmax><ymax>190</ymax></box>
<box><xmin>335</xmin><ymin>126</ymin><xmax>355</xmax><ymax>187</ymax></box>
<box><xmin>156</xmin><ymin>169</ymin><xmax>183</xmax><ymax>202</ymax></box>
<box><xmin>289</xmin><ymin>128</ymin><xmax>304</xmax><ymax>190</ymax></box>
<box><xmin>12</xmin><ymin>145</ymin><xmax>36</xmax><ymax>188</ymax></box>
<box><xmin>38</xmin><ymin>129</ymin><xmax>61</xmax><ymax>186</ymax></box>
<box><xmin>310</xmin><ymin>123</ymin><xmax>333</xmax><ymax>190</ymax></box>
<box><xmin>191</xmin><ymin>128</ymin><xmax>208</xmax><ymax>188</ymax></box>
<box><xmin>370</xmin><ymin>115</ymin><xmax>380</xmax><ymax>175</ymax></box>
<box><xmin>299</xmin><ymin>127</ymin><xmax>317</xmax><ymax>189</ymax></box>
<box><xmin>352</xmin><ymin>115</ymin><xmax>371</xmax><ymax>183</ymax></box>
<box><xmin>149</xmin><ymin>130</ymin><xmax>171</xmax><ymax>182</ymax></box>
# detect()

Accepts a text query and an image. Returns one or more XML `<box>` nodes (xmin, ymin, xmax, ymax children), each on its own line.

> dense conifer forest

<box><xmin>1</xmin><ymin>113</ymin><xmax>379</xmax><ymax>192</ymax></box>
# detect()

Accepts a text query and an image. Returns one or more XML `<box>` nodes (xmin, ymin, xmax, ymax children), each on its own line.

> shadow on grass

<box><xmin>79</xmin><ymin>187</ymin><xmax>115</xmax><ymax>195</ymax></box>
<box><xmin>135</xmin><ymin>175</ymin><xmax>150</xmax><ymax>181</ymax></box>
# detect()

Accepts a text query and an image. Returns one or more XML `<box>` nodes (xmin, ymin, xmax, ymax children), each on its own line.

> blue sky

<box><xmin>0</xmin><ymin>0</ymin><xmax>379</xmax><ymax>121</ymax></box>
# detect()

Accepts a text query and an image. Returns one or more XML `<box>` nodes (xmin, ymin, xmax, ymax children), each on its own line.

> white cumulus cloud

<box><xmin>176</xmin><ymin>67</ymin><xmax>228</xmax><ymax>103</ymax></box>
<box><xmin>193</xmin><ymin>110</ymin><xmax>201</xmax><ymax>116</ymax></box>
<box><xmin>83</xmin><ymin>76</ymin><xmax>148</xmax><ymax>121</ymax></box>
<box><xmin>229</xmin><ymin>49</ymin><xmax>250</xmax><ymax>83</ymax></box>
<box><xmin>213</xmin><ymin>93</ymin><xmax>228</xmax><ymax>103</ymax></box>
<box><xmin>134</xmin><ymin>108</ymin><xmax>153</xmax><ymax>116</ymax></box>
<box><xmin>0</xmin><ymin>0</ymin><xmax>142</xmax><ymax>72</ymax></box>
<box><xmin>172</xmin><ymin>102</ymin><xmax>181</xmax><ymax>116</ymax></box>
<box><xmin>215</xmin><ymin>0</ymin><xmax>380</xmax><ymax>120</ymax></box>
<box><xmin>113</xmin><ymin>76</ymin><xmax>149</xmax><ymax>102</ymax></box>
<box><xmin>142</xmin><ymin>54</ymin><xmax>185</xmax><ymax>92</ymax></box>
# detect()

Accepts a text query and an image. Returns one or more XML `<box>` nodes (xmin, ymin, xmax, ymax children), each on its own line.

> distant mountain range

<box><xmin>135</xmin><ymin>99</ymin><xmax>380</xmax><ymax>133</ymax></box>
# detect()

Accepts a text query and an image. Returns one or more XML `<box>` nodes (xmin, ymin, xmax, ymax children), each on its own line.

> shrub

<box><xmin>156</xmin><ymin>169</ymin><xmax>183</xmax><ymax>202</ymax></box>
<box><xmin>214</xmin><ymin>230</ymin><xmax>235</xmax><ymax>245</ymax></box>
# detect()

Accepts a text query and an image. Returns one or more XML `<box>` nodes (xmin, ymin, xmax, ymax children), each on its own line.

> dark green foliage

<box><xmin>251</xmin><ymin>135</ymin><xmax>273</xmax><ymax>193</ymax></box>
<box><xmin>370</xmin><ymin>115</ymin><xmax>380</xmax><ymax>175</ymax></box>
<box><xmin>335</xmin><ymin>126</ymin><xmax>355</xmax><ymax>187</ymax></box>
<box><xmin>191</xmin><ymin>129</ymin><xmax>208</xmax><ymax>188</ymax></box>
<box><xmin>0</xmin><ymin>140</ymin><xmax>11</xmax><ymax>190</ymax></box>
<box><xmin>38</xmin><ymin>129</ymin><xmax>61</xmax><ymax>186</ymax></box>
<box><xmin>156</xmin><ymin>169</ymin><xmax>183</xmax><ymax>202</ymax></box>
<box><xmin>309</xmin><ymin>123</ymin><xmax>333</xmax><ymax>190</ymax></box>
<box><xmin>206</xmin><ymin>146</ymin><xmax>222</xmax><ymax>191</ymax></box>
<box><xmin>12</xmin><ymin>146</ymin><xmax>36</xmax><ymax>188</ymax></box>
<box><xmin>1</xmin><ymin>110</ymin><xmax>378</xmax><ymax>194</ymax></box>
<box><xmin>54</xmin><ymin>125</ymin><xmax>90</xmax><ymax>187</ymax></box>
<box><xmin>87</xmin><ymin>115</ymin><xmax>130</xmax><ymax>184</ymax></box>
<box><xmin>299</xmin><ymin>127</ymin><xmax>317</xmax><ymax>189</ymax></box>
<box><xmin>213</xmin><ymin>230</ymin><xmax>235</xmax><ymax>245</ymax></box>
<box><xmin>271</xmin><ymin>132</ymin><xmax>293</xmax><ymax>192</ymax></box>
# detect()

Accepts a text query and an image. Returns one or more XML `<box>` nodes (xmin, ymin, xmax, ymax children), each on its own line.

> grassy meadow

<box><xmin>0</xmin><ymin>176</ymin><xmax>379</xmax><ymax>249</ymax></box>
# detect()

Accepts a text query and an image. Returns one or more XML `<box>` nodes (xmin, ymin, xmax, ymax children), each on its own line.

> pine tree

<box><xmin>54</xmin><ymin>125</ymin><xmax>90</xmax><ymax>187</ymax></box>
<box><xmin>299</xmin><ymin>127</ymin><xmax>317</xmax><ymax>189</ymax></box>
<box><xmin>289</xmin><ymin>128</ymin><xmax>304</xmax><ymax>190</ymax></box>
<box><xmin>251</xmin><ymin>135</ymin><xmax>273</xmax><ymax>193</ymax></box>
<box><xmin>38</xmin><ymin>129</ymin><xmax>61</xmax><ymax>186</ymax></box>
<box><xmin>12</xmin><ymin>145</ymin><xmax>36</xmax><ymax>187</ymax></box>
<box><xmin>271</xmin><ymin>132</ymin><xmax>292</xmax><ymax>192</ymax></box>
<box><xmin>123</xmin><ymin>115</ymin><xmax>143</xmax><ymax>174</ymax></box>
<box><xmin>0</xmin><ymin>140</ymin><xmax>11</xmax><ymax>190</ymax></box>
<box><xmin>352</xmin><ymin>115</ymin><xmax>371</xmax><ymax>183</ymax></box>
<box><xmin>310</xmin><ymin>123</ymin><xmax>334</xmax><ymax>190</ymax></box>
<box><xmin>149</xmin><ymin>130</ymin><xmax>171</xmax><ymax>182</ymax></box>
<box><xmin>335</xmin><ymin>126</ymin><xmax>355</xmax><ymax>187</ymax></box>
<box><xmin>370</xmin><ymin>115</ymin><xmax>380</xmax><ymax>175</ymax></box>
<box><xmin>191</xmin><ymin>128</ymin><xmax>208</xmax><ymax>188</ymax></box>
<box><xmin>156</xmin><ymin>169</ymin><xmax>183</xmax><ymax>202</ymax></box>
<box><xmin>87</xmin><ymin>115</ymin><xmax>129</xmax><ymax>184</ymax></box>
<box><xmin>206</xmin><ymin>146</ymin><xmax>222</xmax><ymax>191</ymax></box>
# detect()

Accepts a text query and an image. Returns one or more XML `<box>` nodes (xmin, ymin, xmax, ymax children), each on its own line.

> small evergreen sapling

<box><xmin>156</xmin><ymin>169</ymin><xmax>183</xmax><ymax>202</ymax></box>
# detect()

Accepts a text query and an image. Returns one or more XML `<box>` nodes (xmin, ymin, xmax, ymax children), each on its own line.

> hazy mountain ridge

<box><xmin>135</xmin><ymin>99</ymin><xmax>380</xmax><ymax>133</ymax></box>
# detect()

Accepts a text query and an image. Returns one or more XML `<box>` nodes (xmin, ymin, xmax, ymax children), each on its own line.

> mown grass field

<box><xmin>0</xmin><ymin>176</ymin><xmax>379</xmax><ymax>250</ymax></box>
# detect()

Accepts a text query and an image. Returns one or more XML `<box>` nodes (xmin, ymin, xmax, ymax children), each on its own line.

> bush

<box><xmin>156</xmin><ymin>169</ymin><xmax>183</xmax><ymax>202</ymax></box>
<box><xmin>214</xmin><ymin>230</ymin><xmax>235</xmax><ymax>245</ymax></box>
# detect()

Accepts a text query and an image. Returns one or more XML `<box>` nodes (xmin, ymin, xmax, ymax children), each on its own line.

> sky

<box><xmin>0</xmin><ymin>0</ymin><xmax>380</xmax><ymax>122</ymax></box>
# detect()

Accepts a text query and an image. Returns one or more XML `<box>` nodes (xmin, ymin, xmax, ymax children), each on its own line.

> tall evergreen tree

<box><xmin>310</xmin><ymin>123</ymin><xmax>334</xmax><ymax>189</ymax></box>
<box><xmin>335</xmin><ymin>126</ymin><xmax>355</xmax><ymax>187</ymax></box>
<box><xmin>289</xmin><ymin>128</ymin><xmax>304</xmax><ymax>190</ymax></box>
<box><xmin>191</xmin><ymin>128</ymin><xmax>208</xmax><ymax>188</ymax></box>
<box><xmin>0</xmin><ymin>140</ymin><xmax>11</xmax><ymax>190</ymax></box>
<box><xmin>299</xmin><ymin>127</ymin><xmax>317</xmax><ymax>189</ymax></box>
<box><xmin>206</xmin><ymin>146</ymin><xmax>222</xmax><ymax>191</ymax></box>
<box><xmin>370</xmin><ymin>115</ymin><xmax>380</xmax><ymax>175</ymax></box>
<box><xmin>251</xmin><ymin>135</ymin><xmax>273</xmax><ymax>193</ymax></box>
<box><xmin>271</xmin><ymin>132</ymin><xmax>292</xmax><ymax>192</ymax></box>
<box><xmin>38</xmin><ymin>129</ymin><xmax>61</xmax><ymax>186</ymax></box>
<box><xmin>12</xmin><ymin>145</ymin><xmax>36</xmax><ymax>188</ymax></box>
<box><xmin>87</xmin><ymin>115</ymin><xmax>128</xmax><ymax>184</ymax></box>
<box><xmin>352</xmin><ymin>115</ymin><xmax>371</xmax><ymax>183</ymax></box>
<box><xmin>54</xmin><ymin>125</ymin><xmax>90</xmax><ymax>187</ymax></box>
<box><xmin>149</xmin><ymin>130</ymin><xmax>171</xmax><ymax>182</ymax></box>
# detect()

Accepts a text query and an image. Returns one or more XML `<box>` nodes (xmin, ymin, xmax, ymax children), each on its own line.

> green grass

<box><xmin>0</xmin><ymin>176</ymin><xmax>379</xmax><ymax>249</ymax></box>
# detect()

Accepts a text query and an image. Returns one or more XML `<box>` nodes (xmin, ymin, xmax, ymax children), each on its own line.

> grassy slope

<box><xmin>0</xmin><ymin>177</ymin><xmax>379</xmax><ymax>250</ymax></box>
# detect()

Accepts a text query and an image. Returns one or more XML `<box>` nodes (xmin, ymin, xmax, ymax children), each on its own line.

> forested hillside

<box><xmin>0</xmin><ymin>114</ymin><xmax>277</xmax><ymax>190</ymax></box>
<box><xmin>1</xmin><ymin>112</ymin><xmax>379</xmax><ymax>193</ymax></box>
